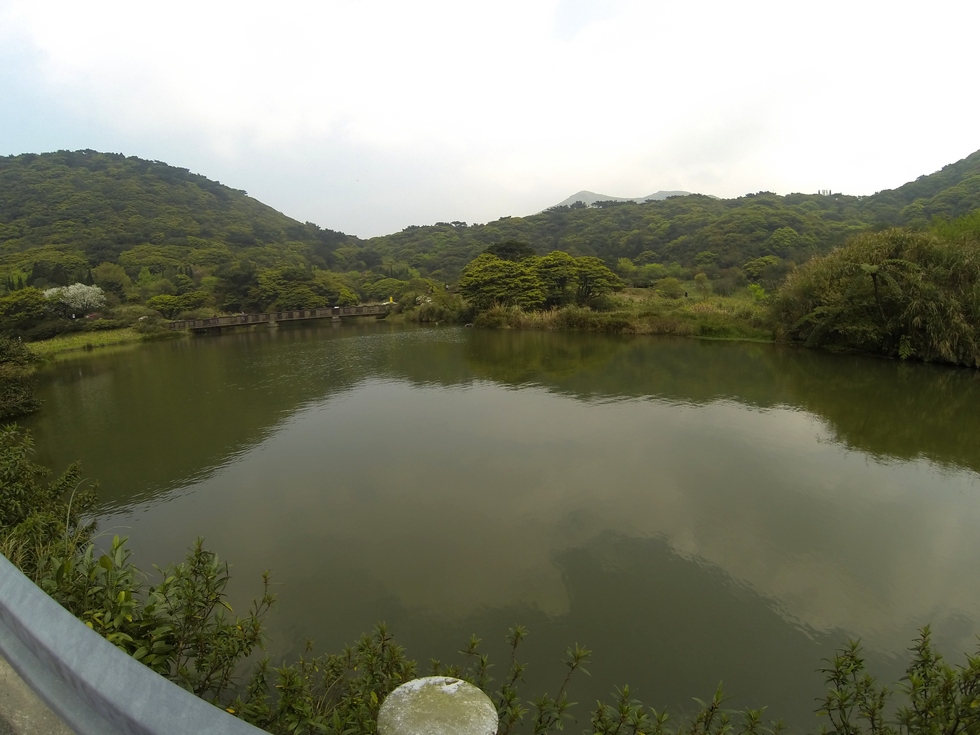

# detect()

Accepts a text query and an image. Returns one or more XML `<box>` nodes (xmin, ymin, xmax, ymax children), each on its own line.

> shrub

<box><xmin>0</xmin><ymin>337</ymin><xmax>41</xmax><ymax>420</ymax></box>
<box><xmin>772</xmin><ymin>226</ymin><xmax>980</xmax><ymax>366</ymax></box>
<box><xmin>409</xmin><ymin>291</ymin><xmax>469</xmax><ymax>323</ymax></box>
<box><xmin>0</xmin><ymin>424</ymin><xmax>96</xmax><ymax>577</ymax></box>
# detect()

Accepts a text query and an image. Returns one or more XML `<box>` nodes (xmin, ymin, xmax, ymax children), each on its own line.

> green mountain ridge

<box><xmin>860</xmin><ymin>148</ymin><xmax>980</xmax><ymax>223</ymax></box>
<box><xmin>361</xmin><ymin>148</ymin><xmax>980</xmax><ymax>281</ymax></box>
<box><xmin>0</xmin><ymin>149</ymin><xmax>358</xmax><ymax>284</ymax></box>
<box><xmin>1</xmin><ymin>147</ymin><xmax>979</xmax><ymax>289</ymax></box>
<box><xmin>551</xmin><ymin>189</ymin><xmax>700</xmax><ymax>208</ymax></box>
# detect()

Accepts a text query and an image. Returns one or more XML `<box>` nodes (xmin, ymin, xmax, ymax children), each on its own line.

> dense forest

<box><xmin>0</xmin><ymin>149</ymin><xmax>355</xmax><ymax>271</ymax></box>
<box><xmin>2</xmin><ymin>148</ymin><xmax>979</xmax><ymax>292</ymax></box>
<box><xmin>359</xmin><ymin>148</ymin><xmax>980</xmax><ymax>281</ymax></box>
<box><xmin>2</xmin><ymin>148</ymin><xmax>980</xmax><ymax>357</ymax></box>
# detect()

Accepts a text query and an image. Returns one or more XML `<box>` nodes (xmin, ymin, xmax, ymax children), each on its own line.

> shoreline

<box><xmin>25</xmin><ymin>328</ymin><xmax>175</xmax><ymax>361</ymax></box>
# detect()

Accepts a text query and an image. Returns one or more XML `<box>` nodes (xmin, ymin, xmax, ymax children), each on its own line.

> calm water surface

<box><xmin>24</xmin><ymin>323</ymin><xmax>980</xmax><ymax>730</ymax></box>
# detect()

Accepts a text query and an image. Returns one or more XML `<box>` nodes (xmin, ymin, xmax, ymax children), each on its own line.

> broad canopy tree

<box><xmin>536</xmin><ymin>251</ymin><xmax>578</xmax><ymax>306</ymax></box>
<box><xmin>458</xmin><ymin>250</ymin><xmax>622</xmax><ymax>312</ymax></box>
<box><xmin>457</xmin><ymin>254</ymin><xmax>546</xmax><ymax>311</ymax></box>
<box><xmin>574</xmin><ymin>256</ymin><xmax>622</xmax><ymax>305</ymax></box>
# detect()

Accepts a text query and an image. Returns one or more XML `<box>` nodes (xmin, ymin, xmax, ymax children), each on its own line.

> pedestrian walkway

<box><xmin>0</xmin><ymin>656</ymin><xmax>71</xmax><ymax>735</ymax></box>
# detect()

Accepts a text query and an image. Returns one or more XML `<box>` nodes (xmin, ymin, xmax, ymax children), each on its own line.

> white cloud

<box><xmin>1</xmin><ymin>0</ymin><xmax>978</xmax><ymax>235</ymax></box>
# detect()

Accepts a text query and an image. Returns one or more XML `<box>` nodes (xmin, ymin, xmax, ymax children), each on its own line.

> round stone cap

<box><xmin>377</xmin><ymin>676</ymin><xmax>498</xmax><ymax>735</ymax></box>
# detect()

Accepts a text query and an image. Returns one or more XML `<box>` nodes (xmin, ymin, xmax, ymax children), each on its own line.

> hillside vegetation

<box><xmin>0</xmin><ymin>149</ymin><xmax>356</xmax><ymax>283</ymax></box>
<box><xmin>2</xmin><ymin>148</ymin><xmax>980</xmax><ymax>360</ymax></box>
<box><xmin>2</xmin><ymin>148</ymin><xmax>979</xmax><ymax>290</ymax></box>
<box><xmin>361</xmin><ymin>149</ymin><xmax>980</xmax><ymax>281</ymax></box>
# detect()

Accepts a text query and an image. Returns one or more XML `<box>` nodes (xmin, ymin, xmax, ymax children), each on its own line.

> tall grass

<box><xmin>26</xmin><ymin>327</ymin><xmax>145</xmax><ymax>358</ymax></box>
<box><xmin>472</xmin><ymin>292</ymin><xmax>773</xmax><ymax>341</ymax></box>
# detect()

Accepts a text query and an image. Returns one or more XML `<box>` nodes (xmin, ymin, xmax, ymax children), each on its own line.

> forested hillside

<box><xmin>0</xmin><ymin>149</ymin><xmax>358</xmax><ymax>285</ymax></box>
<box><xmin>1</xmin><ymin>148</ymin><xmax>978</xmax><ymax>328</ymax></box>
<box><xmin>362</xmin><ymin>149</ymin><xmax>980</xmax><ymax>281</ymax></box>
<box><xmin>862</xmin><ymin>149</ymin><xmax>980</xmax><ymax>226</ymax></box>
<box><xmin>364</xmin><ymin>193</ymin><xmax>864</xmax><ymax>283</ymax></box>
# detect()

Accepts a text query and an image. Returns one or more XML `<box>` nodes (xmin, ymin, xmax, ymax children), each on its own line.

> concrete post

<box><xmin>377</xmin><ymin>677</ymin><xmax>497</xmax><ymax>735</ymax></box>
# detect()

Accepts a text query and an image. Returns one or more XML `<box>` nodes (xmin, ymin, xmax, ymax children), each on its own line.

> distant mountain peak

<box><xmin>550</xmin><ymin>189</ymin><xmax>703</xmax><ymax>209</ymax></box>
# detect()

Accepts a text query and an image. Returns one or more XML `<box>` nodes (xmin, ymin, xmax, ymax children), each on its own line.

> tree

<box><xmin>92</xmin><ymin>262</ymin><xmax>133</xmax><ymax>301</ymax></box>
<box><xmin>362</xmin><ymin>278</ymin><xmax>409</xmax><ymax>302</ymax></box>
<box><xmin>636</xmin><ymin>263</ymin><xmax>667</xmax><ymax>286</ymax></box>
<box><xmin>694</xmin><ymin>251</ymin><xmax>718</xmax><ymax>268</ymax></box>
<box><xmin>694</xmin><ymin>272</ymin><xmax>711</xmax><ymax>299</ymax></box>
<box><xmin>483</xmin><ymin>241</ymin><xmax>536</xmax><ymax>262</ymax></box>
<box><xmin>250</xmin><ymin>267</ymin><xmax>358</xmax><ymax>311</ymax></box>
<box><xmin>215</xmin><ymin>259</ymin><xmax>259</xmax><ymax>312</ymax></box>
<box><xmin>312</xmin><ymin>271</ymin><xmax>357</xmax><ymax>306</ymax></box>
<box><xmin>534</xmin><ymin>251</ymin><xmax>579</xmax><ymax>307</ymax></box>
<box><xmin>742</xmin><ymin>255</ymin><xmax>789</xmax><ymax>291</ymax></box>
<box><xmin>616</xmin><ymin>258</ymin><xmax>637</xmax><ymax>284</ymax></box>
<box><xmin>458</xmin><ymin>254</ymin><xmax>545</xmax><ymax>311</ymax></box>
<box><xmin>765</xmin><ymin>226</ymin><xmax>801</xmax><ymax>256</ymax></box>
<box><xmin>656</xmin><ymin>277</ymin><xmax>684</xmax><ymax>299</ymax></box>
<box><xmin>742</xmin><ymin>255</ymin><xmax>780</xmax><ymax>282</ymax></box>
<box><xmin>44</xmin><ymin>283</ymin><xmax>106</xmax><ymax>315</ymax></box>
<box><xmin>0</xmin><ymin>288</ymin><xmax>51</xmax><ymax>335</ymax></box>
<box><xmin>146</xmin><ymin>295</ymin><xmax>184</xmax><ymax>319</ymax></box>
<box><xmin>573</xmin><ymin>257</ymin><xmax>623</xmax><ymax>305</ymax></box>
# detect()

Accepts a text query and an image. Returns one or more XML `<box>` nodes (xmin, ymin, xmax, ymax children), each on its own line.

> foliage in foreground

<box><xmin>0</xmin><ymin>335</ymin><xmax>41</xmax><ymax>420</ymax></box>
<box><xmin>0</xmin><ymin>423</ymin><xmax>95</xmax><ymax>573</ymax></box>
<box><xmin>818</xmin><ymin>631</ymin><xmax>980</xmax><ymax>735</ymax></box>
<box><xmin>3</xmin><ymin>424</ymin><xmax>980</xmax><ymax>734</ymax></box>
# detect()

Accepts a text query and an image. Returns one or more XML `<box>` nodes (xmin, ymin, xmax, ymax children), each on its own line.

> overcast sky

<box><xmin>1</xmin><ymin>0</ymin><xmax>977</xmax><ymax>238</ymax></box>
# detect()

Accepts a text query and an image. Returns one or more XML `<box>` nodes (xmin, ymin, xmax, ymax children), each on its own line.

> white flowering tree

<box><xmin>43</xmin><ymin>283</ymin><xmax>106</xmax><ymax>316</ymax></box>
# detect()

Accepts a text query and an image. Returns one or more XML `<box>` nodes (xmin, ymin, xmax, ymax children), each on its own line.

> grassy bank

<box><xmin>26</xmin><ymin>327</ymin><xmax>151</xmax><ymax>359</ymax></box>
<box><xmin>474</xmin><ymin>288</ymin><xmax>774</xmax><ymax>341</ymax></box>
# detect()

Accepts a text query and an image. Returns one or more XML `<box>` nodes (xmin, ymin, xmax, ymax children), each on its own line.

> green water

<box><xmin>23</xmin><ymin>323</ymin><xmax>980</xmax><ymax>730</ymax></box>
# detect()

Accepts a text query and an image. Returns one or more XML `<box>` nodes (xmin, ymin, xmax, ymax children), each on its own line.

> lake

<box><xmin>23</xmin><ymin>322</ymin><xmax>980</xmax><ymax>730</ymax></box>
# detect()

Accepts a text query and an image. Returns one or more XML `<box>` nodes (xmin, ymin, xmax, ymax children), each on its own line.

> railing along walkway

<box><xmin>168</xmin><ymin>304</ymin><xmax>390</xmax><ymax>332</ymax></box>
<box><xmin>0</xmin><ymin>553</ymin><xmax>498</xmax><ymax>735</ymax></box>
<box><xmin>0</xmin><ymin>554</ymin><xmax>265</xmax><ymax>735</ymax></box>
